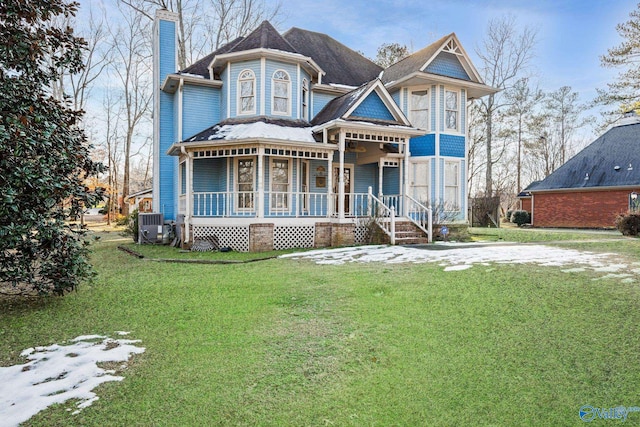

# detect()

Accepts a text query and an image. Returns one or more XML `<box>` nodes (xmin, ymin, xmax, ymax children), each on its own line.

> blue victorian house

<box><xmin>152</xmin><ymin>10</ymin><xmax>495</xmax><ymax>251</ymax></box>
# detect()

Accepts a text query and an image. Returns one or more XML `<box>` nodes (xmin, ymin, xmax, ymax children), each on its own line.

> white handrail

<box><xmin>405</xmin><ymin>194</ymin><xmax>433</xmax><ymax>243</ymax></box>
<box><xmin>368</xmin><ymin>186</ymin><xmax>395</xmax><ymax>244</ymax></box>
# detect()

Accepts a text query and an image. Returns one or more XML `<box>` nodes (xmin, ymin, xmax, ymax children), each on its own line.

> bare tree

<box><xmin>474</xmin><ymin>16</ymin><xmax>537</xmax><ymax>196</ymax></box>
<box><xmin>108</xmin><ymin>3</ymin><xmax>153</xmax><ymax>216</ymax></box>
<box><xmin>373</xmin><ymin>42</ymin><xmax>410</xmax><ymax>68</ymax></box>
<box><xmin>119</xmin><ymin>0</ymin><xmax>282</xmax><ymax>69</ymax></box>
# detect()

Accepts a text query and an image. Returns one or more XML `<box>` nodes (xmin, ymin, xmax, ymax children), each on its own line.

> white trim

<box><xmin>444</xmin><ymin>87</ymin><xmax>461</xmax><ymax>133</ymax></box>
<box><xmin>237</xmin><ymin>69</ymin><xmax>256</xmax><ymax>115</ymax></box>
<box><xmin>208</xmin><ymin>48</ymin><xmax>325</xmax><ymax>79</ymax></box>
<box><xmin>260</xmin><ymin>58</ymin><xmax>266</xmax><ymax>115</ymax></box>
<box><xmin>343</xmin><ymin>80</ymin><xmax>412</xmax><ymax>126</ymax></box>
<box><xmin>271</xmin><ymin>69</ymin><xmax>292</xmax><ymax>116</ymax></box>
<box><xmin>235</xmin><ymin>156</ymin><xmax>256</xmax><ymax>212</ymax></box>
<box><xmin>297</xmin><ymin>65</ymin><xmax>301</xmax><ymax>119</ymax></box>
<box><xmin>408</xmin><ymin>85</ymin><xmax>430</xmax><ymax>131</ymax></box>
<box><xmin>269</xmin><ymin>157</ymin><xmax>292</xmax><ymax>212</ymax></box>
<box><xmin>226</xmin><ymin>61</ymin><xmax>231</xmax><ymax>117</ymax></box>
<box><xmin>302</xmin><ymin>78</ymin><xmax>309</xmax><ymax>121</ymax></box>
<box><xmin>177</xmin><ymin>78</ymin><xmax>183</xmax><ymax>140</ymax></box>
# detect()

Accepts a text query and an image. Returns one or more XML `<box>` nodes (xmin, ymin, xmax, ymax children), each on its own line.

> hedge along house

<box><xmin>518</xmin><ymin>114</ymin><xmax>640</xmax><ymax>228</ymax></box>
<box><xmin>153</xmin><ymin>10</ymin><xmax>496</xmax><ymax>251</ymax></box>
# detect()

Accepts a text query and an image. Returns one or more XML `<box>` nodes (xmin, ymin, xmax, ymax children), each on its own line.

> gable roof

<box><xmin>284</xmin><ymin>28</ymin><xmax>382</xmax><ymax>86</ymax></box>
<box><xmin>380</xmin><ymin>33</ymin><xmax>496</xmax><ymax>99</ymax></box>
<box><xmin>528</xmin><ymin>121</ymin><xmax>640</xmax><ymax>192</ymax></box>
<box><xmin>311</xmin><ymin>79</ymin><xmax>410</xmax><ymax>127</ymax></box>
<box><xmin>381</xmin><ymin>33</ymin><xmax>451</xmax><ymax>85</ymax></box>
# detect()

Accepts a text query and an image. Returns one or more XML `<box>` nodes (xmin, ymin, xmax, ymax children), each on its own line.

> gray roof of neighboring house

<box><xmin>283</xmin><ymin>27</ymin><xmax>382</xmax><ymax>86</ymax></box>
<box><xmin>527</xmin><ymin>121</ymin><xmax>640</xmax><ymax>192</ymax></box>
<box><xmin>380</xmin><ymin>33</ymin><xmax>451</xmax><ymax>84</ymax></box>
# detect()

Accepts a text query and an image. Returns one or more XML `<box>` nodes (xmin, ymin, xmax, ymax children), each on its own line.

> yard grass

<box><xmin>2</xmin><ymin>230</ymin><xmax>640</xmax><ymax>425</ymax></box>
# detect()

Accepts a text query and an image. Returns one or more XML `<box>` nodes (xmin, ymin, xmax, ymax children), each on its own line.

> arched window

<box><xmin>272</xmin><ymin>70</ymin><xmax>290</xmax><ymax>115</ymax></box>
<box><xmin>238</xmin><ymin>69</ymin><xmax>255</xmax><ymax>114</ymax></box>
<box><xmin>301</xmin><ymin>79</ymin><xmax>309</xmax><ymax>120</ymax></box>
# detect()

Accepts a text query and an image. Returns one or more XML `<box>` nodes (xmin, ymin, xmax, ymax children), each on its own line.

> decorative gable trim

<box><xmin>420</xmin><ymin>34</ymin><xmax>483</xmax><ymax>84</ymax></box>
<box><xmin>343</xmin><ymin>80</ymin><xmax>411</xmax><ymax>126</ymax></box>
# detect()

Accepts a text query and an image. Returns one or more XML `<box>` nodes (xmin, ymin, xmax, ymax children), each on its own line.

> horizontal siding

<box><xmin>312</xmin><ymin>92</ymin><xmax>337</xmax><ymax>118</ymax></box>
<box><xmin>182</xmin><ymin>85</ymin><xmax>220</xmax><ymax>140</ymax></box>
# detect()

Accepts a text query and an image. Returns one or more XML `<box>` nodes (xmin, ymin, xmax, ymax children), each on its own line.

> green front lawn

<box><xmin>1</xmin><ymin>230</ymin><xmax>639</xmax><ymax>426</ymax></box>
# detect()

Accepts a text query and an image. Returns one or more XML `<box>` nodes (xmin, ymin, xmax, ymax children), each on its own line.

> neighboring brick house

<box><xmin>152</xmin><ymin>10</ymin><xmax>495</xmax><ymax>250</ymax></box>
<box><xmin>518</xmin><ymin>116</ymin><xmax>640</xmax><ymax>228</ymax></box>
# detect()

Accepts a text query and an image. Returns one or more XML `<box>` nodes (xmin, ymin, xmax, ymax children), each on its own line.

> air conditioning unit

<box><xmin>138</xmin><ymin>213</ymin><xmax>164</xmax><ymax>244</ymax></box>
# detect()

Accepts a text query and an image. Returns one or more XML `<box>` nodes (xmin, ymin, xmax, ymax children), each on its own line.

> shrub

<box><xmin>615</xmin><ymin>212</ymin><xmax>640</xmax><ymax>236</ymax></box>
<box><xmin>511</xmin><ymin>210</ymin><xmax>531</xmax><ymax>227</ymax></box>
<box><xmin>505</xmin><ymin>210</ymin><xmax>513</xmax><ymax>222</ymax></box>
<box><xmin>120</xmin><ymin>210</ymin><xmax>139</xmax><ymax>243</ymax></box>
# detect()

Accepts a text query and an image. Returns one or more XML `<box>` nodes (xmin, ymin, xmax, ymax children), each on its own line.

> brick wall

<box><xmin>249</xmin><ymin>223</ymin><xmax>274</xmax><ymax>252</ymax></box>
<box><xmin>532</xmin><ymin>189</ymin><xmax>638</xmax><ymax>228</ymax></box>
<box><xmin>520</xmin><ymin>197</ymin><xmax>532</xmax><ymax>212</ymax></box>
<box><xmin>331</xmin><ymin>223</ymin><xmax>355</xmax><ymax>247</ymax></box>
<box><xmin>314</xmin><ymin>222</ymin><xmax>332</xmax><ymax>248</ymax></box>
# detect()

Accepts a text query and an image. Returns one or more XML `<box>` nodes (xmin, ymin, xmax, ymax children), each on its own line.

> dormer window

<box><xmin>238</xmin><ymin>69</ymin><xmax>255</xmax><ymax>114</ymax></box>
<box><xmin>302</xmin><ymin>79</ymin><xmax>309</xmax><ymax>121</ymax></box>
<box><xmin>272</xmin><ymin>70</ymin><xmax>290</xmax><ymax>115</ymax></box>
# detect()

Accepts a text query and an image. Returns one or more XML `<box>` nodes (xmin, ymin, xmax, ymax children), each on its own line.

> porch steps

<box><xmin>393</xmin><ymin>220</ymin><xmax>430</xmax><ymax>245</ymax></box>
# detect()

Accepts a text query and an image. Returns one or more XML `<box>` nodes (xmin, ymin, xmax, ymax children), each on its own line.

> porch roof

<box><xmin>168</xmin><ymin>116</ymin><xmax>326</xmax><ymax>156</ymax></box>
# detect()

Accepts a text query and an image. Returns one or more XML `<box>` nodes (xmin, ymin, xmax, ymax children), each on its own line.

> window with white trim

<box><xmin>302</xmin><ymin>79</ymin><xmax>309</xmax><ymax>121</ymax></box>
<box><xmin>237</xmin><ymin>158</ymin><xmax>255</xmax><ymax>209</ymax></box>
<box><xmin>238</xmin><ymin>69</ymin><xmax>255</xmax><ymax>114</ymax></box>
<box><xmin>272</xmin><ymin>70</ymin><xmax>290</xmax><ymax>115</ymax></box>
<box><xmin>271</xmin><ymin>158</ymin><xmax>290</xmax><ymax>209</ymax></box>
<box><xmin>410</xmin><ymin>160</ymin><xmax>430</xmax><ymax>204</ymax></box>
<box><xmin>445</xmin><ymin>90</ymin><xmax>458</xmax><ymax>131</ymax></box>
<box><xmin>444</xmin><ymin>160</ymin><xmax>459</xmax><ymax>210</ymax></box>
<box><xmin>410</xmin><ymin>89</ymin><xmax>429</xmax><ymax>129</ymax></box>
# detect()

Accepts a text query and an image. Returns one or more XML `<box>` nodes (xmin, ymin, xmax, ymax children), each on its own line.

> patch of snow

<box><xmin>0</xmin><ymin>334</ymin><xmax>144</xmax><ymax>427</ymax></box>
<box><xmin>207</xmin><ymin>122</ymin><xmax>315</xmax><ymax>142</ymax></box>
<box><xmin>281</xmin><ymin>244</ymin><xmax>633</xmax><ymax>283</ymax></box>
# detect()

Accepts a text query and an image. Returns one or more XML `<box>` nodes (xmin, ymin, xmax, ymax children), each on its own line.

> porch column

<box><xmin>403</xmin><ymin>137</ymin><xmax>410</xmax><ymax>216</ymax></box>
<box><xmin>185</xmin><ymin>150</ymin><xmax>193</xmax><ymax>244</ymax></box>
<box><xmin>378</xmin><ymin>160</ymin><xmax>383</xmax><ymax>198</ymax></box>
<box><xmin>338</xmin><ymin>130</ymin><xmax>345</xmax><ymax>219</ymax></box>
<box><xmin>257</xmin><ymin>147</ymin><xmax>264</xmax><ymax>218</ymax></box>
<box><xmin>326</xmin><ymin>156</ymin><xmax>333</xmax><ymax>218</ymax></box>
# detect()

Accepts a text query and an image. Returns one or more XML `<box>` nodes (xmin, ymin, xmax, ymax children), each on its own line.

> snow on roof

<box><xmin>0</xmin><ymin>333</ymin><xmax>145</xmax><ymax>426</ymax></box>
<box><xmin>194</xmin><ymin>121</ymin><xmax>316</xmax><ymax>143</ymax></box>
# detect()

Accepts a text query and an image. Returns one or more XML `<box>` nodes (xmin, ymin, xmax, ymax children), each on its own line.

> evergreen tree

<box><xmin>0</xmin><ymin>0</ymin><xmax>104</xmax><ymax>296</ymax></box>
<box><xmin>596</xmin><ymin>3</ymin><xmax>640</xmax><ymax>117</ymax></box>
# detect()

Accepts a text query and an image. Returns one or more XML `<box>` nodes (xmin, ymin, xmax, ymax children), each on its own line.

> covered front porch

<box><xmin>169</xmin><ymin>123</ymin><xmax>432</xmax><ymax>251</ymax></box>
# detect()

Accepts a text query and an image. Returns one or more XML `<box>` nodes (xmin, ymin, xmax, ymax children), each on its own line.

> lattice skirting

<box><xmin>274</xmin><ymin>225</ymin><xmax>315</xmax><ymax>250</ymax></box>
<box><xmin>192</xmin><ymin>226</ymin><xmax>249</xmax><ymax>252</ymax></box>
<box><xmin>192</xmin><ymin>223</ymin><xmax>367</xmax><ymax>252</ymax></box>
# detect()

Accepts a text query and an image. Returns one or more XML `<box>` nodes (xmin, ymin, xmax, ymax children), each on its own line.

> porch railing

<box><xmin>405</xmin><ymin>194</ymin><xmax>433</xmax><ymax>243</ymax></box>
<box><xmin>191</xmin><ymin>191</ymin><xmax>330</xmax><ymax>217</ymax></box>
<box><xmin>367</xmin><ymin>187</ymin><xmax>396</xmax><ymax>245</ymax></box>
